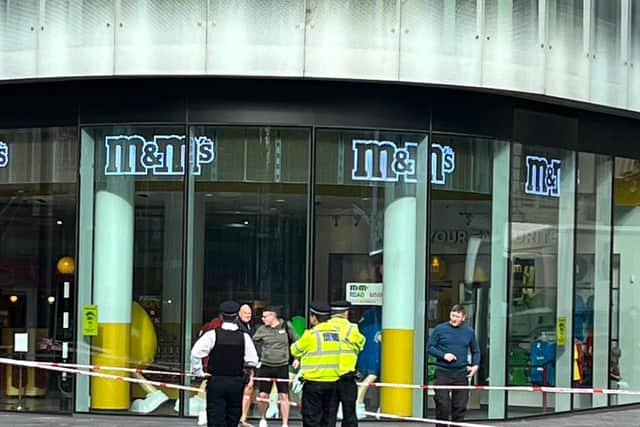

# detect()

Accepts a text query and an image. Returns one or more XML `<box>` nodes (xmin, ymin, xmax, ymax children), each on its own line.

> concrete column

<box><xmin>381</xmin><ymin>195</ymin><xmax>416</xmax><ymax>416</ymax></box>
<box><xmin>91</xmin><ymin>176</ymin><xmax>134</xmax><ymax>409</ymax></box>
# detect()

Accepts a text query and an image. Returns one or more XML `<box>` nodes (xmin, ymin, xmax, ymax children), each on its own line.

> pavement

<box><xmin>1</xmin><ymin>406</ymin><xmax>640</xmax><ymax>427</ymax></box>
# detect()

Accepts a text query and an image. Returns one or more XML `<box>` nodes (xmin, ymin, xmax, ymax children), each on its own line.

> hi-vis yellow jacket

<box><xmin>328</xmin><ymin>316</ymin><xmax>366</xmax><ymax>376</ymax></box>
<box><xmin>290</xmin><ymin>322</ymin><xmax>341</xmax><ymax>382</ymax></box>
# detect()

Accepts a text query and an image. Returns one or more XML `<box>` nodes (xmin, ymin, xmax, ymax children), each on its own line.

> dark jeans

<box><xmin>335</xmin><ymin>373</ymin><xmax>358</xmax><ymax>427</ymax></box>
<box><xmin>433</xmin><ymin>369</ymin><xmax>469</xmax><ymax>427</ymax></box>
<box><xmin>206</xmin><ymin>375</ymin><xmax>244</xmax><ymax>427</ymax></box>
<box><xmin>301</xmin><ymin>380</ymin><xmax>337</xmax><ymax>427</ymax></box>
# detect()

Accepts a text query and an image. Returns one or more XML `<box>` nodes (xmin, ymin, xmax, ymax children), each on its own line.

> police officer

<box><xmin>290</xmin><ymin>302</ymin><xmax>341</xmax><ymax>427</ymax></box>
<box><xmin>191</xmin><ymin>301</ymin><xmax>259</xmax><ymax>427</ymax></box>
<box><xmin>329</xmin><ymin>300</ymin><xmax>365</xmax><ymax>426</ymax></box>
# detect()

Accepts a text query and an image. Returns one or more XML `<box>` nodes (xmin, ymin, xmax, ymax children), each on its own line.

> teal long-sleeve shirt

<box><xmin>427</xmin><ymin>322</ymin><xmax>480</xmax><ymax>373</ymax></box>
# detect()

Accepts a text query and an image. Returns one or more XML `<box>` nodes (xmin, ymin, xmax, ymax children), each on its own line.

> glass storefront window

<box><xmin>507</xmin><ymin>144</ymin><xmax>576</xmax><ymax>416</ymax></box>
<box><xmin>573</xmin><ymin>153</ymin><xmax>612</xmax><ymax>410</ymax></box>
<box><xmin>185</xmin><ymin>126</ymin><xmax>309</xmax><ymax>418</ymax></box>
<box><xmin>314</xmin><ymin>128</ymin><xmax>429</xmax><ymax>417</ymax></box>
<box><xmin>426</xmin><ymin>135</ymin><xmax>509</xmax><ymax>420</ymax></box>
<box><xmin>79</xmin><ymin>126</ymin><xmax>185</xmax><ymax>415</ymax></box>
<box><xmin>612</xmin><ymin>157</ymin><xmax>640</xmax><ymax>406</ymax></box>
<box><xmin>0</xmin><ymin>127</ymin><xmax>77</xmax><ymax>412</ymax></box>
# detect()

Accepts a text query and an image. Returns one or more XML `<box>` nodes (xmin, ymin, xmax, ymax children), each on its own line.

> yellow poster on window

<box><xmin>557</xmin><ymin>316</ymin><xmax>566</xmax><ymax>346</ymax></box>
<box><xmin>82</xmin><ymin>305</ymin><xmax>98</xmax><ymax>336</ymax></box>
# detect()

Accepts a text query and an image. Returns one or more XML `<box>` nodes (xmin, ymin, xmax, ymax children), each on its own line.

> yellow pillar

<box><xmin>381</xmin><ymin>329</ymin><xmax>414</xmax><ymax>414</ymax></box>
<box><xmin>91</xmin><ymin>180</ymin><xmax>134</xmax><ymax>409</ymax></box>
<box><xmin>91</xmin><ymin>323</ymin><xmax>131</xmax><ymax>408</ymax></box>
<box><xmin>380</xmin><ymin>196</ymin><xmax>416</xmax><ymax>415</ymax></box>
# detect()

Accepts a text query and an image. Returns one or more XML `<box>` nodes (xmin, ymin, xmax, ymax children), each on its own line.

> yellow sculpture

<box><xmin>129</xmin><ymin>301</ymin><xmax>169</xmax><ymax>413</ymax></box>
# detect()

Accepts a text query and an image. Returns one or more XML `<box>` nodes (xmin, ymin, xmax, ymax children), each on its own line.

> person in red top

<box><xmin>200</xmin><ymin>316</ymin><xmax>224</xmax><ymax>371</ymax></box>
<box><xmin>237</xmin><ymin>304</ymin><xmax>256</xmax><ymax>427</ymax></box>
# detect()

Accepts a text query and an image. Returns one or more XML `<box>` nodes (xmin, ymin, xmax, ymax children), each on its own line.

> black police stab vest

<box><xmin>207</xmin><ymin>328</ymin><xmax>246</xmax><ymax>376</ymax></box>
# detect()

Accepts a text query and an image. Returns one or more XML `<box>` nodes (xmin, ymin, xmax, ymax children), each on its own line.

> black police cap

<box><xmin>330</xmin><ymin>300</ymin><xmax>352</xmax><ymax>312</ymax></box>
<box><xmin>309</xmin><ymin>302</ymin><xmax>331</xmax><ymax>316</ymax></box>
<box><xmin>219</xmin><ymin>300</ymin><xmax>240</xmax><ymax>316</ymax></box>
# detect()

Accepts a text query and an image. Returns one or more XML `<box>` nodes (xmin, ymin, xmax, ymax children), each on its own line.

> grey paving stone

<box><xmin>0</xmin><ymin>407</ymin><xmax>639</xmax><ymax>427</ymax></box>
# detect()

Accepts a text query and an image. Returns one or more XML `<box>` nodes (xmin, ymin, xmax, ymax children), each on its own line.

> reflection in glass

<box><xmin>572</xmin><ymin>153</ymin><xmax>611</xmax><ymax>410</ymax></box>
<box><xmin>314</xmin><ymin>128</ymin><xmax>428</xmax><ymax>417</ymax></box>
<box><xmin>85</xmin><ymin>126</ymin><xmax>185</xmax><ymax>415</ymax></box>
<box><xmin>427</xmin><ymin>135</ymin><xmax>508</xmax><ymax>420</ymax></box>
<box><xmin>507</xmin><ymin>144</ymin><xmax>575</xmax><ymax>416</ymax></box>
<box><xmin>612</xmin><ymin>157</ymin><xmax>640</xmax><ymax>405</ymax></box>
<box><xmin>187</xmin><ymin>126</ymin><xmax>309</xmax><ymax>418</ymax></box>
<box><xmin>0</xmin><ymin>127</ymin><xmax>77</xmax><ymax>412</ymax></box>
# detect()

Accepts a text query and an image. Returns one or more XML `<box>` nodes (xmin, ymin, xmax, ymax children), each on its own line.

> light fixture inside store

<box><xmin>9</xmin><ymin>295</ymin><xmax>18</xmax><ymax>303</ymax></box>
<box><xmin>275</xmin><ymin>199</ymin><xmax>285</xmax><ymax>203</ymax></box>
<box><xmin>430</xmin><ymin>255</ymin><xmax>447</xmax><ymax>281</ymax></box>
<box><xmin>205</xmin><ymin>193</ymin><xmax>213</xmax><ymax>197</ymax></box>
<box><xmin>56</xmin><ymin>220</ymin><xmax>63</xmax><ymax>225</ymax></box>
<box><xmin>369</xmin><ymin>248</ymin><xmax>383</xmax><ymax>256</ymax></box>
<box><xmin>167</xmin><ymin>299</ymin><xmax>173</xmax><ymax>304</ymax></box>
<box><xmin>48</xmin><ymin>296</ymin><xmax>55</xmax><ymax>304</ymax></box>
<box><xmin>243</xmin><ymin>220</ymin><xmax>249</xmax><ymax>225</ymax></box>
<box><xmin>225</xmin><ymin>223</ymin><xmax>249</xmax><ymax>228</ymax></box>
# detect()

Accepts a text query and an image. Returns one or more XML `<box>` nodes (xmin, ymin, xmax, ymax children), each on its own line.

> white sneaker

<box><xmin>258</xmin><ymin>419</ymin><xmax>268</xmax><ymax>427</ymax></box>
<box><xmin>336</xmin><ymin>402</ymin><xmax>343</xmax><ymax>420</ymax></box>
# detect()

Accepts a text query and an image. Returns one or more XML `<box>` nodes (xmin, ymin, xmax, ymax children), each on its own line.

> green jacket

<box><xmin>253</xmin><ymin>319</ymin><xmax>297</xmax><ymax>367</ymax></box>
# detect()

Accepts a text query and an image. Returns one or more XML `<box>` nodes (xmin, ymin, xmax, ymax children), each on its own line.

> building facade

<box><xmin>1</xmin><ymin>0</ymin><xmax>640</xmax><ymax>422</ymax></box>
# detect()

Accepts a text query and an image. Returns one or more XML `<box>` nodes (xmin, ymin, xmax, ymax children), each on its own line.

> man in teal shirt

<box><xmin>427</xmin><ymin>304</ymin><xmax>480</xmax><ymax>427</ymax></box>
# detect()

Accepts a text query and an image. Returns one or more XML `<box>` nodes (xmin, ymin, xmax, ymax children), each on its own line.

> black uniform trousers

<box><xmin>335</xmin><ymin>373</ymin><xmax>358</xmax><ymax>427</ymax></box>
<box><xmin>301</xmin><ymin>380</ymin><xmax>337</xmax><ymax>427</ymax></box>
<box><xmin>433</xmin><ymin>369</ymin><xmax>469</xmax><ymax>427</ymax></box>
<box><xmin>206</xmin><ymin>375</ymin><xmax>245</xmax><ymax>427</ymax></box>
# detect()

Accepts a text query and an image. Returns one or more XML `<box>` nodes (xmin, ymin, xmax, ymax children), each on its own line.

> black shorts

<box><xmin>257</xmin><ymin>365</ymin><xmax>289</xmax><ymax>394</ymax></box>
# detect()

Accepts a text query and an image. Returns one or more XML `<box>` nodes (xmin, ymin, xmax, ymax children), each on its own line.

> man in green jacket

<box><xmin>252</xmin><ymin>306</ymin><xmax>297</xmax><ymax>427</ymax></box>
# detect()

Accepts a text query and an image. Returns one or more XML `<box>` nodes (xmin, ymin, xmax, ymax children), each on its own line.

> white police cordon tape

<box><xmin>0</xmin><ymin>357</ymin><xmax>300</xmax><ymax>407</ymax></box>
<box><xmin>254</xmin><ymin>375</ymin><xmax>639</xmax><ymax>396</ymax></box>
<box><xmin>0</xmin><ymin>357</ymin><xmax>496</xmax><ymax>427</ymax></box>
<box><xmin>25</xmin><ymin>359</ymin><xmax>198</xmax><ymax>377</ymax></box>
<box><xmin>3</xmin><ymin>358</ymin><xmax>636</xmax><ymax>397</ymax></box>
<box><xmin>4</xmin><ymin>357</ymin><xmax>640</xmax><ymax>426</ymax></box>
<box><xmin>0</xmin><ymin>357</ymin><xmax>203</xmax><ymax>393</ymax></box>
